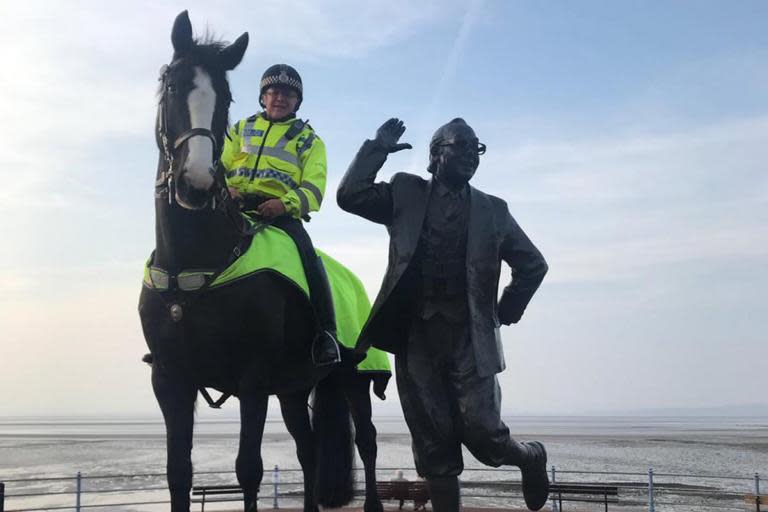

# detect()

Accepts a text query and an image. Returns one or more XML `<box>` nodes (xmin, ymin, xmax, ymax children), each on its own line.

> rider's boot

<box><xmin>310</xmin><ymin>255</ymin><xmax>341</xmax><ymax>367</ymax></box>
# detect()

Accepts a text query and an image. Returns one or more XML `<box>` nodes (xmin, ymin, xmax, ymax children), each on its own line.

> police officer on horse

<box><xmin>221</xmin><ymin>64</ymin><xmax>340</xmax><ymax>366</ymax></box>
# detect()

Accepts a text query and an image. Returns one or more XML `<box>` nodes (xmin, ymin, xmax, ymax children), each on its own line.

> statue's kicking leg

<box><xmin>237</xmin><ymin>392</ymin><xmax>269</xmax><ymax>512</ymax></box>
<box><xmin>152</xmin><ymin>364</ymin><xmax>197</xmax><ymax>512</ymax></box>
<box><xmin>346</xmin><ymin>374</ymin><xmax>383</xmax><ymax>512</ymax></box>
<box><xmin>278</xmin><ymin>388</ymin><xmax>318</xmax><ymax>512</ymax></box>
<box><xmin>455</xmin><ymin>342</ymin><xmax>549</xmax><ymax>511</ymax></box>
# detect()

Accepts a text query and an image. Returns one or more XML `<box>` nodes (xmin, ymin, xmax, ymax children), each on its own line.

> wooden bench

<box><xmin>192</xmin><ymin>484</ymin><xmax>243</xmax><ymax>511</ymax></box>
<box><xmin>745</xmin><ymin>494</ymin><xmax>766</xmax><ymax>511</ymax></box>
<box><xmin>376</xmin><ymin>480</ymin><xmax>430</xmax><ymax>510</ymax></box>
<box><xmin>550</xmin><ymin>483</ymin><xmax>619</xmax><ymax>511</ymax></box>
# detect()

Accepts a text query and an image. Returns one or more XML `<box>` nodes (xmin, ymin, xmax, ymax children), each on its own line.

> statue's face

<box><xmin>431</xmin><ymin>123</ymin><xmax>484</xmax><ymax>185</ymax></box>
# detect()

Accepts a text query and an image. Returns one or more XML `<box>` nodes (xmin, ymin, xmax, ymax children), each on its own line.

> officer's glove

<box><xmin>372</xmin><ymin>373</ymin><xmax>390</xmax><ymax>401</ymax></box>
<box><xmin>374</xmin><ymin>118</ymin><xmax>413</xmax><ymax>154</ymax></box>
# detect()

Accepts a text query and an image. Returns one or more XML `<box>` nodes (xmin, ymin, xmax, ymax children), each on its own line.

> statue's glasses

<box><xmin>435</xmin><ymin>139</ymin><xmax>487</xmax><ymax>155</ymax></box>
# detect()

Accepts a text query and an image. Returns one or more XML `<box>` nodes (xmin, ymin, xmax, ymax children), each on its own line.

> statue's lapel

<box><xmin>400</xmin><ymin>178</ymin><xmax>431</xmax><ymax>259</ymax></box>
<box><xmin>467</xmin><ymin>186</ymin><xmax>494</xmax><ymax>266</ymax></box>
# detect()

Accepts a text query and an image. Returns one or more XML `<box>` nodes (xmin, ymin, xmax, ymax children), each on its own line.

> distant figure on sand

<box><xmin>338</xmin><ymin>118</ymin><xmax>550</xmax><ymax>511</ymax></box>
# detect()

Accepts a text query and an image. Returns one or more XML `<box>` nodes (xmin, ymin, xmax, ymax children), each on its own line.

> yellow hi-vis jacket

<box><xmin>221</xmin><ymin>113</ymin><xmax>327</xmax><ymax>219</ymax></box>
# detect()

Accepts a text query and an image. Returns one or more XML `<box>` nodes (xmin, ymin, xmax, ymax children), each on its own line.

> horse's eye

<box><xmin>166</xmin><ymin>82</ymin><xmax>177</xmax><ymax>95</ymax></box>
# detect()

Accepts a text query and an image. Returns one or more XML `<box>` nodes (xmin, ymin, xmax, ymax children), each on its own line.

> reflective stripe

<box><xmin>146</xmin><ymin>267</ymin><xmax>212</xmax><ymax>291</ymax></box>
<box><xmin>148</xmin><ymin>268</ymin><xmax>169</xmax><ymax>289</ymax></box>
<box><xmin>275</xmin><ymin>135</ymin><xmax>290</xmax><ymax>150</ymax></box>
<box><xmin>300</xmin><ymin>181</ymin><xmax>323</xmax><ymax>204</ymax></box>
<box><xmin>242</xmin><ymin>120</ymin><xmax>257</xmax><ymax>135</ymax></box>
<box><xmin>296</xmin><ymin>133</ymin><xmax>316</xmax><ymax>156</ymax></box>
<box><xmin>243</xmin><ymin>128</ymin><xmax>264</xmax><ymax>137</ymax></box>
<box><xmin>260</xmin><ymin>146</ymin><xmax>300</xmax><ymax>167</ymax></box>
<box><xmin>226</xmin><ymin>167</ymin><xmax>298</xmax><ymax>188</ymax></box>
<box><xmin>295</xmin><ymin>188</ymin><xmax>310</xmax><ymax>216</ymax></box>
<box><xmin>177</xmin><ymin>273</ymin><xmax>208</xmax><ymax>290</ymax></box>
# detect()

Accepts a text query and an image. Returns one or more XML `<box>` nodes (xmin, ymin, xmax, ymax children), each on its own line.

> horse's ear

<box><xmin>171</xmin><ymin>10</ymin><xmax>194</xmax><ymax>56</ymax></box>
<box><xmin>220</xmin><ymin>32</ymin><xmax>249</xmax><ymax>70</ymax></box>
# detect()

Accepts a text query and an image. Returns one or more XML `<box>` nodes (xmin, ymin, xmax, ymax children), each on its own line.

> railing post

<box><xmin>273</xmin><ymin>464</ymin><xmax>279</xmax><ymax>509</ymax></box>
<box><xmin>76</xmin><ymin>471</ymin><xmax>82</xmax><ymax>512</ymax></box>
<box><xmin>550</xmin><ymin>466</ymin><xmax>558</xmax><ymax>512</ymax></box>
<box><xmin>1</xmin><ymin>481</ymin><xmax>5</xmax><ymax>512</ymax></box>
<box><xmin>647</xmin><ymin>467</ymin><xmax>654</xmax><ymax>512</ymax></box>
<box><xmin>756</xmin><ymin>472</ymin><xmax>761</xmax><ymax>512</ymax></box>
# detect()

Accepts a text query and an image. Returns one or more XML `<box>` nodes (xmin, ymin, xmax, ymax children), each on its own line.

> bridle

<box><xmin>155</xmin><ymin>62</ymin><xmax>222</xmax><ymax>207</ymax></box>
<box><xmin>154</xmin><ymin>61</ymin><xmax>263</xmax><ymax>240</ymax></box>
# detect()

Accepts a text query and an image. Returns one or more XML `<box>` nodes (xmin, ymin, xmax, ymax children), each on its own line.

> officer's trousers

<box><xmin>395</xmin><ymin>314</ymin><xmax>526</xmax><ymax>478</ymax></box>
<box><xmin>271</xmin><ymin>216</ymin><xmax>335</xmax><ymax>332</ymax></box>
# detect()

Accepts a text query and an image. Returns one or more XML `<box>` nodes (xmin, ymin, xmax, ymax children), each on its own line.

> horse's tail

<box><xmin>311</xmin><ymin>370</ymin><xmax>354</xmax><ymax>507</ymax></box>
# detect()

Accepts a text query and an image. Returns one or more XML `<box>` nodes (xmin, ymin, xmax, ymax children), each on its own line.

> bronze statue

<box><xmin>337</xmin><ymin>118</ymin><xmax>550</xmax><ymax>511</ymax></box>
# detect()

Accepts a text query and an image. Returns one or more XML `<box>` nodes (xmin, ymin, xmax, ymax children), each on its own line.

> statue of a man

<box><xmin>337</xmin><ymin>118</ymin><xmax>550</xmax><ymax>511</ymax></box>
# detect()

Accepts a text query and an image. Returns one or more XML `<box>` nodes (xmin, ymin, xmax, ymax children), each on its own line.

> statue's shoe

<box><xmin>312</xmin><ymin>330</ymin><xmax>341</xmax><ymax>367</ymax></box>
<box><xmin>520</xmin><ymin>441</ymin><xmax>549</xmax><ymax>511</ymax></box>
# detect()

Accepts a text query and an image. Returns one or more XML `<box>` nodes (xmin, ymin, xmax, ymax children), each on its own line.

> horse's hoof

<box><xmin>364</xmin><ymin>498</ymin><xmax>384</xmax><ymax>512</ymax></box>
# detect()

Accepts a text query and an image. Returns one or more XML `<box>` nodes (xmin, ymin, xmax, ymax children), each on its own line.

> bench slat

<box><xmin>551</xmin><ymin>486</ymin><xmax>618</xmax><ymax>495</ymax></box>
<box><xmin>192</xmin><ymin>485</ymin><xmax>243</xmax><ymax>496</ymax></box>
<box><xmin>551</xmin><ymin>496</ymin><xmax>620</xmax><ymax>503</ymax></box>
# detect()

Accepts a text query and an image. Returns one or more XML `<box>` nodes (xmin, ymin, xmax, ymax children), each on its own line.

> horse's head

<box><xmin>157</xmin><ymin>11</ymin><xmax>248</xmax><ymax>210</ymax></box>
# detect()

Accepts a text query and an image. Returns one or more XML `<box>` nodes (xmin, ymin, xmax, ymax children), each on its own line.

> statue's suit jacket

<box><xmin>337</xmin><ymin>140</ymin><xmax>548</xmax><ymax>377</ymax></box>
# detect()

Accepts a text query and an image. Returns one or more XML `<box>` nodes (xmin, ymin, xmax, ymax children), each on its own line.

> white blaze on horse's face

<box><xmin>183</xmin><ymin>66</ymin><xmax>216</xmax><ymax>190</ymax></box>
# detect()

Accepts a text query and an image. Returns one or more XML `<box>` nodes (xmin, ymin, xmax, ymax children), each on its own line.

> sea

<box><xmin>1</xmin><ymin>415</ymin><xmax>766</xmax><ymax>511</ymax></box>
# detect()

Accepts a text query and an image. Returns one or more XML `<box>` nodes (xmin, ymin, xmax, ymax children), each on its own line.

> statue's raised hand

<box><xmin>374</xmin><ymin>118</ymin><xmax>412</xmax><ymax>153</ymax></box>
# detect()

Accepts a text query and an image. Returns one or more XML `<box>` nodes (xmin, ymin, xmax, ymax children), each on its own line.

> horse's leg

<box><xmin>152</xmin><ymin>364</ymin><xmax>197</xmax><ymax>512</ymax></box>
<box><xmin>236</xmin><ymin>392</ymin><xmax>269</xmax><ymax>512</ymax></box>
<box><xmin>278</xmin><ymin>388</ymin><xmax>318</xmax><ymax>512</ymax></box>
<box><xmin>347</xmin><ymin>373</ymin><xmax>383</xmax><ymax>512</ymax></box>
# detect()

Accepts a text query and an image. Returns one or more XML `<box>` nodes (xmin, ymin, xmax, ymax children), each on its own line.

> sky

<box><xmin>0</xmin><ymin>1</ymin><xmax>766</xmax><ymax>418</ymax></box>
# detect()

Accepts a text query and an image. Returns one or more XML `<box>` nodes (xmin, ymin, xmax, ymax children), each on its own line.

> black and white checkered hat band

<box><xmin>261</xmin><ymin>73</ymin><xmax>302</xmax><ymax>94</ymax></box>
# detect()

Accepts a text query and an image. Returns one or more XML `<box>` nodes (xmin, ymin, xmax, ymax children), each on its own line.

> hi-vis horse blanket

<box><xmin>143</xmin><ymin>224</ymin><xmax>391</xmax><ymax>374</ymax></box>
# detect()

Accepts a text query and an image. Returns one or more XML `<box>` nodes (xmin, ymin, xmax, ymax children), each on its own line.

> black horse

<box><xmin>139</xmin><ymin>11</ymin><xmax>386</xmax><ymax>512</ymax></box>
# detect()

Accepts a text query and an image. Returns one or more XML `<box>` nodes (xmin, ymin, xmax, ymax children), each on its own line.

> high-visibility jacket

<box><xmin>222</xmin><ymin>113</ymin><xmax>327</xmax><ymax>219</ymax></box>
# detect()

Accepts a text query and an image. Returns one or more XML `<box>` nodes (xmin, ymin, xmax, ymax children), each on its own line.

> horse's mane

<box><xmin>190</xmin><ymin>32</ymin><xmax>229</xmax><ymax>69</ymax></box>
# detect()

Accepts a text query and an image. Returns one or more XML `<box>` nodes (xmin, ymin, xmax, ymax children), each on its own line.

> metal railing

<box><xmin>0</xmin><ymin>466</ymin><xmax>763</xmax><ymax>511</ymax></box>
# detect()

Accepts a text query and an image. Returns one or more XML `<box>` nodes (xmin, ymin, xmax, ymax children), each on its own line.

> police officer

<box><xmin>221</xmin><ymin>64</ymin><xmax>339</xmax><ymax>366</ymax></box>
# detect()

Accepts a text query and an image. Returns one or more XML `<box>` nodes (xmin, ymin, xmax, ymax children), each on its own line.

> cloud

<box><xmin>470</xmin><ymin>116</ymin><xmax>768</xmax><ymax>283</ymax></box>
<box><xmin>483</xmin><ymin>116</ymin><xmax>768</xmax><ymax>204</ymax></box>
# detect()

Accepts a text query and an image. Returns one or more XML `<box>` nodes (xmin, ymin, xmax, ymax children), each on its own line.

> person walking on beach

<box><xmin>221</xmin><ymin>64</ymin><xmax>340</xmax><ymax>366</ymax></box>
<box><xmin>337</xmin><ymin>118</ymin><xmax>550</xmax><ymax>511</ymax></box>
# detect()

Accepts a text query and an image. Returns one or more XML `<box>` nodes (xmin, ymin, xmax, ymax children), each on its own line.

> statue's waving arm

<box><xmin>337</xmin><ymin>118</ymin><xmax>412</xmax><ymax>225</ymax></box>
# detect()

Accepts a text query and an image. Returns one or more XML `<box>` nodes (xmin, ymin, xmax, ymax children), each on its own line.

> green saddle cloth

<box><xmin>144</xmin><ymin>223</ymin><xmax>390</xmax><ymax>374</ymax></box>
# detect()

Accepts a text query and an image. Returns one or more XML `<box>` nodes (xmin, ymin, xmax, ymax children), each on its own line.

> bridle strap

<box><xmin>173</xmin><ymin>127</ymin><xmax>219</xmax><ymax>156</ymax></box>
<box><xmin>156</xmin><ymin>62</ymin><xmax>223</xmax><ymax>204</ymax></box>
